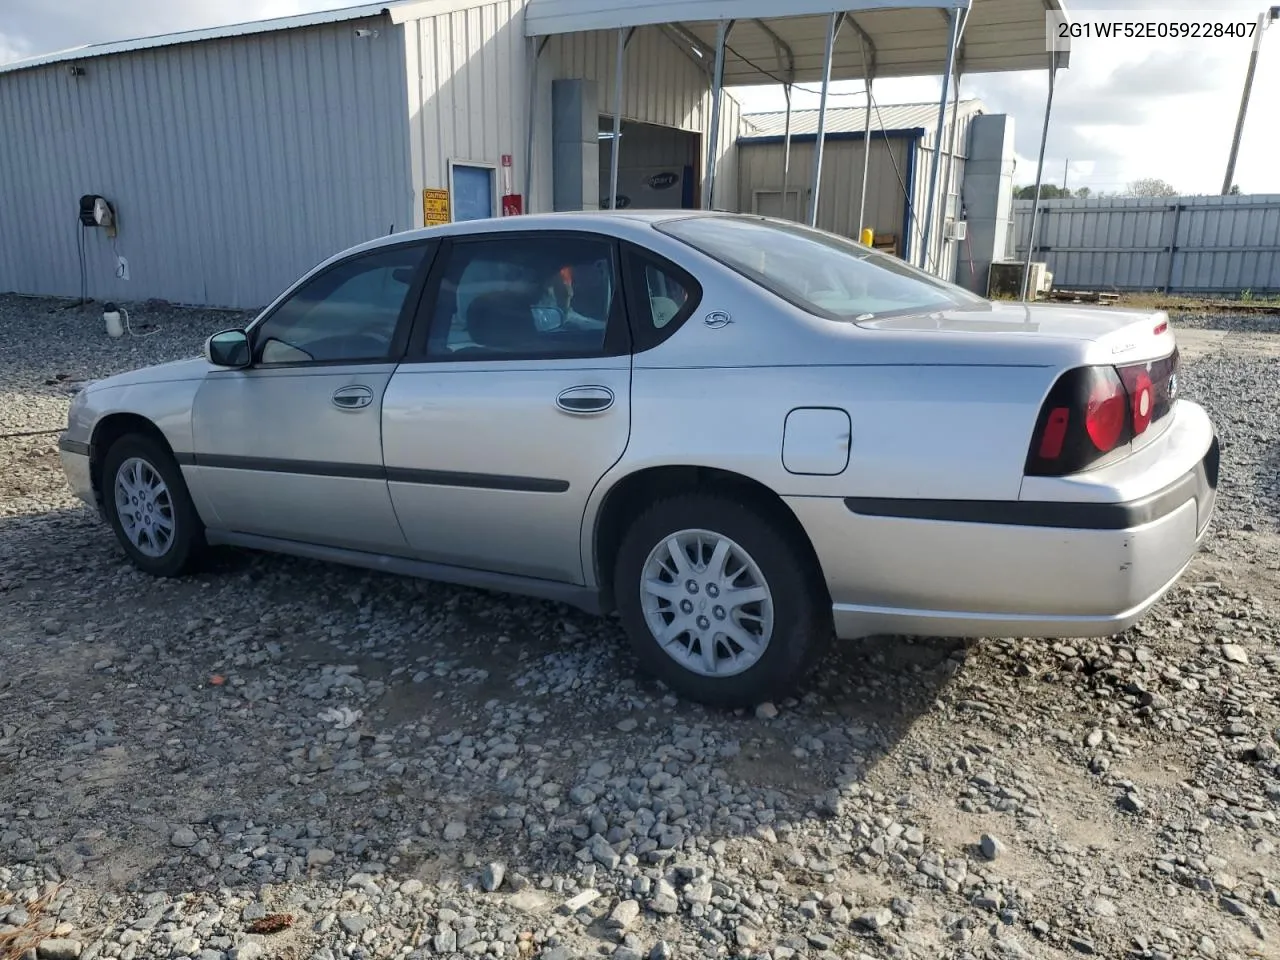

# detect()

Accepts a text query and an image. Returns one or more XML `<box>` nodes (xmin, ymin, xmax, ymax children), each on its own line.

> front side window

<box><xmin>254</xmin><ymin>244</ymin><xmax>425</xmax><ymax>364</ymax></box>
<box><xmin>655</xmin><ymin>215</ymin><xmax>989</xmax><ymax>322</ymax></box>
<box><xmin>426</xmin><ymin>235</ymin><xmax>620</xmax><ymax>359</ymax></box>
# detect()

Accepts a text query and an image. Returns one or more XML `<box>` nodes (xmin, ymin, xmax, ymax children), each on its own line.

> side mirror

<box><xmin>204</xmin><ymin>329</ymin><xmax>251</xmax><ymax>368</ymax></box>
<box><xmin>531</xmin><ymin>305</ymin><xmax>567</xmax><ymax>332</ymax></box>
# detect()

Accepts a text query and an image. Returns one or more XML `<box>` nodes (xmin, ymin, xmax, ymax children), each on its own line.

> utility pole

<box><xmin>1063</xmin><ymin>159</ymin><xmax>1069</xmax><ymax>195</ymax></box>
<box><xmin>1223</xmin><ymin>7</ymin><xmax>1278</xmax><ymax>195</ymax></box>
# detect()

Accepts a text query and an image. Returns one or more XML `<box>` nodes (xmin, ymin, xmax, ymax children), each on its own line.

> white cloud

<box><xmin>732</xmin><ymin>0</ymin><xmax>1280</xmax><ymax>196</ymax></box>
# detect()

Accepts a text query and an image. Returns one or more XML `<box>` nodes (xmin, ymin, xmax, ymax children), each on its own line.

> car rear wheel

<box><xmin>102</xmin><ymin>433</ymin><xmax>205</xmax><ymax>577</ymax></box>
<box><xmin>614</xmin><ymin>493</ymin><xmax>831</xmax><ymax>708</ymax></box>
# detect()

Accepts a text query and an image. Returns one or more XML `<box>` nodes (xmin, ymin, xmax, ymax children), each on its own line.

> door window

<box><xmin>253</xmin><ymin>244</ymin><xmax>425</xmax><ymax>365</ymax></box>
<box><xmin>425</xmin><ymin>235</ymin><xmax>624</xmax><ymax>359</ymax></box>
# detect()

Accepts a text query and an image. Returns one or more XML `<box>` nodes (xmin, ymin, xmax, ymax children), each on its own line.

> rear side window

<box><xmin>622</xmin><ymin>246</ymin><xmax>702</xmax><ymax>352</ymax></box>
<box><xmin>655</xmin><ymin>214</ymin><xmax>987</xmax><ymax>322</ymax></box>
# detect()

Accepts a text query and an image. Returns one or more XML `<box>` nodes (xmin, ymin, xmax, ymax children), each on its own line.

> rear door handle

<box><xmin>556</xmin><ymin>385</ymin><xmax>615</xmax><ymax>414</ymax></box>
<box><xmin>332</xmin><ymin>385</ymin><xmax>374</xmax><ymax>410</ymax></box>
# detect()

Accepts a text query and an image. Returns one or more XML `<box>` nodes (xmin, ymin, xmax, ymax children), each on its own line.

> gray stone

<box><xmin>481</xmin><ymin>862</ymin><xmax>506</xmax><ymax>892</ymax></box>
<box><xmin>339</xmin><ymin>913</ymin><xmax>368</xmax><ymax>935</ymax></box>
<box><xmin>37</xmin><ymin>941</ymin><xmax>83</xmax><ymax>960</ymax></box>
<box><xmin>306</xmin><ymin>848</ymin><xmax>336</xmax><ymax>867</ymax></box>
<box><xmin>170</xmin><ymin>828</ymin><xmax>199</xmax><ymax>848</ymax></box>
<box><xmin>561</xmin><ymin>889</ymin><xmax>601</xmax><ymax>914</ymax></box>
<box><xmin>443</xmin><ymin>821</ymin><xmax>467</xmax><ymax>841</ymax></box>
<box><xmin>857</xmin><ymin>908</ymin><xmax>894</xmax><ymax>931</ymax></box>
<box><xmin>434</xmin><ymin>930</ymin><xmax>458</xmax><ymax>953</ymax></box>
<box><xmin>755</xmin><ymin>702</ymin><xmax>779</xmax><ymax>720</ymax></box>
<box><xmin>1221</xmin><ymin>644</ymin><xmax>1249</xmax><ymax>665</ymax></box>
<box><xmin>649</xmin><ymin>942</ymin><xmax>673</xmax><ymax>960</ymax></box>
<box><xmin>230</xmin><ymin>944</ymin><xmax>265</xmax><ymax>960</ymax></box>
<box><xmin>241</xmin><ymin>902</ymin><xmax>267</xmax><ymax>922</ymax></box>
<box><xmin>980</xmin><ymin>833</ymin><xmax>1005</xmax><ymax>860</ymax></box>
<box><xmin>607</xmin><ymin>899</ymin><xmax>641</xmax><ymax>930</ymax></box>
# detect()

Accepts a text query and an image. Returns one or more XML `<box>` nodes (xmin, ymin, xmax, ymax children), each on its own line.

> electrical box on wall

<box><xmin>79</xmin><ymin>194</ymin><xmax>117</xmax><ymax>237</ymax></box>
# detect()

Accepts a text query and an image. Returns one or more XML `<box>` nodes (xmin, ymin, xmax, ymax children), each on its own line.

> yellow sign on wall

<box><xmin>423</xmin><ymin>188</ymin><xmax>451</xmax><ymax>226</ymax></box>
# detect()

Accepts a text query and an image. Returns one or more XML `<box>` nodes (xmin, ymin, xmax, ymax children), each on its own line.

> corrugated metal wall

<box><xmin>402</xmin><ymin>0</ymin><xmax>527</xmax><ymax>213</ymax></box>
<box><xmin>401</xmin><ymin>4</ymin><xmax>738</xmax><ymax>219</ymax></box>
<box><xmin>735</xmin><ymin>137</ymin><xmax>914</xmax><ymax>241</ymax></box>
<box><xmin>734</xmin><ymin>104</ymin><xmax>978</xmax><ymax>282</ymax></box>
<box><xmin>1013</xmin><ymin>194</ymin><xmax>1280</xmax><ymax>294</ymax></box>
<box><xmin>0</xmin><ymin>17</ymin><xmax>413</xmax><ymax>309</ymax></box>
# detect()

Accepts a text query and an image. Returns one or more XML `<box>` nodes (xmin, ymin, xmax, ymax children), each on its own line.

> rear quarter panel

<box><xmin>578</xmin><ymin>244</ymin><xmax>1079</xmax><ymax>586</ymax></box>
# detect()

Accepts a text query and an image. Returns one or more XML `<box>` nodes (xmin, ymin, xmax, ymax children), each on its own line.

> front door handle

<box><xmin>556</xmin><ymin>385</ymin><xmax>615</xmax><ymax>414</ymax></box>
<box><xmin>332</xmin><ymin>385</ymin><xmax>374</xmax><ymax>410</ymax></box>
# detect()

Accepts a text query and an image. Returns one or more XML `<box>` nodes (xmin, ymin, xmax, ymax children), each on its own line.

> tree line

<box><xmin>1015</xmin><ymin>178</ymin><xmax>1243</xmax><ymax>200</ymax></box>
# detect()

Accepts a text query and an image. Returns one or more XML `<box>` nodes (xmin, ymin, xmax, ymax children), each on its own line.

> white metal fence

<box><xmin>1012</xmin><ymin>194</ymin><xmax>1280</xmax><ymax>295</ymax></box>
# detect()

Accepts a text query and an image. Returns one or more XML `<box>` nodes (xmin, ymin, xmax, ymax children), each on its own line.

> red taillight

<box><xmin>1027</xmin><ymin>354</ymin><xmax>1177</xmax><ymax>477</ymax></box>
<box><xmin>1126</xmin><ymin>369</ymin><xmax>1155</xmax><ymax>434</ymax></box>
<box><xmin>1084</xmin><ymin>373</ymin><xmax>1127</xmax><ymax>452</ymax></box>
<box><xmin>1038</xmin><ymin>407</ymin><xmax>1070</xmax><ymax>459</ymax></box>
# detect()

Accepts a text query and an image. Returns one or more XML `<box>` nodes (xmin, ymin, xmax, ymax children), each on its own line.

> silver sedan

<box><xmin>59</xmin><ymin>212</ymin><xmax>1218</xmax><ymax>707</ymax></box>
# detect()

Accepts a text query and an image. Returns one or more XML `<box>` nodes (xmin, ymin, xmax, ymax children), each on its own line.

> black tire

<box><xmin>613</xmin><ymin>492</ymin><xmax>832</xmax><ymax>709</ymax></box>
<box><xmin>101</xmin><ymin>433</ymin><xmax>206</xmax><ymax>577</ymax></box>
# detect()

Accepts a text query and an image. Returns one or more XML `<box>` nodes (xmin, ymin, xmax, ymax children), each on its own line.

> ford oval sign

<box><xmin>647</xmin><ymin>171</ymin><xmax>680</xmax><ymax>190</ymax></box>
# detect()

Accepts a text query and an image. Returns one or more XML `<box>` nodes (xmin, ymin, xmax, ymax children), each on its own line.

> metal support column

<box><xmin>808</xmin><ymin>11</ymin><xmax>842</xmax><ymax>226</ymax></box>
<box><xmin>1222</xmin><ymin>11</ymin><xmax>1272</xmax><ymax>195</ymax></box>
<box><xmin>608</xmin><ymin>27</ymin><xmax>626</xmax><ymax>210</ymax></box>
<box><xmin>702</xmin><ymin>19</ymin><xmax>733</xmax><ymax>210</ymax></box>
<box><xmin>935</xmin><ymin>69</ymin><xmax>962</xmax><ymax>274</ymax></box>
<box><xmin>919</xmin><ymin>5</ymin><xmax>963</xmax><ymax>271</ymax></box>
<box><xmin>524</xmin><ymin>36</ymin><xmax>549</xmax><ymax>209</ymax></box>
<box><xmin>781</xmin><ymin>84</ymin><xmax>793</xmax><ymax>220</ymax></box>
<box><xmin>1020</xmin><ymin>50</ymin><xmax>1059</xmax><ymax>301</ymax></box>
<box><xmin>858</xmin><ymin>71</ymin><xmax>873</xmax><ymax>237</ymax></box>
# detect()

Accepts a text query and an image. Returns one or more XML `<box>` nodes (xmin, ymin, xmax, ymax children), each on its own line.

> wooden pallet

<box><xmin>1047</xmin><ymin>289</ymin><xmax>1120</xmax><ymax>305</ymax></box>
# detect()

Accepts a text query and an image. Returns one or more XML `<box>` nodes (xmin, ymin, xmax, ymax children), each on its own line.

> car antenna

<box><xmin>388</xmin><ymin>223</ymin><xmax>394</xmax><ymax>235</ymax></box>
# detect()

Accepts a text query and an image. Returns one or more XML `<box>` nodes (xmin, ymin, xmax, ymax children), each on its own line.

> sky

<box><xmin>2</xmin><ymin>0</ymin><xmax>1278</xmax><ymax>196</ymax></box>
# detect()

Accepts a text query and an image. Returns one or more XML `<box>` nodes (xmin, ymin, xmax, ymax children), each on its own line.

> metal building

<box><xmin>0</xmin><ymin>0</ymin><xmax>1065</xmax><ymax>309</ymax></box>
<box><xmin>736</xmin><ymin>100</ymin><xmax>984</xmax><ymax>278</ymax></box>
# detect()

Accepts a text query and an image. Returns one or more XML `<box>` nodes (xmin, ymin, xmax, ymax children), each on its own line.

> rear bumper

<box><xmin>788</xmin><ymin>408</ymin><xmax>1218</xmax><ymax>641</ymax></box>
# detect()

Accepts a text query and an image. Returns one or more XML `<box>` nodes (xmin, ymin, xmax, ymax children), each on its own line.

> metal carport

<box><xmin>524</xmin><ymin>0</ymin><xmax>1070</xmax><ymax>285</ymax></box>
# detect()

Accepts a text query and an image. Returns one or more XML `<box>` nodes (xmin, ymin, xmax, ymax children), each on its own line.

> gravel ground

<box><xmin>2</xmin><ymin>294</ymin><xmax>1279</xmax><ymax>960</ymax></box>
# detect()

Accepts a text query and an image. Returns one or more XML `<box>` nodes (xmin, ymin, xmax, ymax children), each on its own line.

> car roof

<box><xmin>338</xmin><ymin>209</ymin><xmax>736</xmax><ymax>258</ymax></box>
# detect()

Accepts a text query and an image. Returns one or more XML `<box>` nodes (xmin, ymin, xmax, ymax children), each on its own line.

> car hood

<box><xmin>855</xmin><ymin>301</ymin><xmax>1170</xmax><ymax>342</ymax></box>
<box><xmin>85</xmin><ymin>356</ymin><xmax>208</xmax><ymax>393</ymax></box>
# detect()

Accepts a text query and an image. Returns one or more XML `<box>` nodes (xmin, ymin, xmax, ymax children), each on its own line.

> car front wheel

<box><xmin>102</xmin><ymin>433</ymin><xmax>205</xmax><ymax>577</ymax></box>
<box><xmin>614</xmin><ymin>492</ymin><xmax>831</xmax><ymax>708</ymax></box>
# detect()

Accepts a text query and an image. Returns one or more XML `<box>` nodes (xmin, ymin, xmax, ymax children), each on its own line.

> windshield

<box><xmin>655</xmin><ymin>215</ymin><xmax>990</xmax><ymax>321</ymax></box>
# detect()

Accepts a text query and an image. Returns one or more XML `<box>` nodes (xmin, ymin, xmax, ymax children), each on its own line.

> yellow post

<box><xmin>860</xmin><ymin>227</ymin><xmax>874</xmax><ymax>247</ymax></box>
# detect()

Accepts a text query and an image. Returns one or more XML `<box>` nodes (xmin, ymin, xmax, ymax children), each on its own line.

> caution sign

<box><xmin>422</xmin><ymin>188</ymin><xmax>450</xmax><ymax>226</ymax></box>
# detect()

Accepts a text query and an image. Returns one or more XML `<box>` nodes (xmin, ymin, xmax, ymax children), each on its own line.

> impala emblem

<box><xmin>703</xmin><ymin>311</ymin><xmax>733</xmax><ymax>329</ymax></box>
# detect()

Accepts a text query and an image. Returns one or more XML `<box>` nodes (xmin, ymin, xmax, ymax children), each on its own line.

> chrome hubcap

<box><xmin>640</xmin><ymin>529</ymin><xmax>774</xmax><ymax>678</ymax></box>
<box><xmin>114</xmin><ymin>457</ymin><xmax>175</xmax><ymax>558</ymax></box>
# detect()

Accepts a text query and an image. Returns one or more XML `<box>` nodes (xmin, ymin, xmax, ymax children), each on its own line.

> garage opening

<box><xmin>598</xmin><ymin>118</ymin><xmax>699</xmax><ymax>211</ymax></box>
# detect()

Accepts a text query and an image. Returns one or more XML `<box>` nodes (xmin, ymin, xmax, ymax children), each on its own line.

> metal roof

<box><xmin>740</xmin><ymin>98</ymin><xmax>983</xmax><ymax>138</ymax></box>
<box><xmin>526</xmin><ymin>0</ymin><xmax>1070</xmax><ymax>82</ymax></box>
<box><xmin>0</xmin><ymin>0</ymin><xmax>465</xmax><ymax>76</ymax></box>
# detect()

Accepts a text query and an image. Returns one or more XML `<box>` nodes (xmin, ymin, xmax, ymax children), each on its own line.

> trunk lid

<box><xmin>855</xmin><ymin>301</ymin><xmax>1176</xmax><ymax>363</ymax></box>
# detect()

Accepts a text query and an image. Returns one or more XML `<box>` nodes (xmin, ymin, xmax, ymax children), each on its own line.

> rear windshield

<box><xmin>655</xmin><ymin>215</ymin><xmax>989</xmax><ymax>321</ymax></box>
